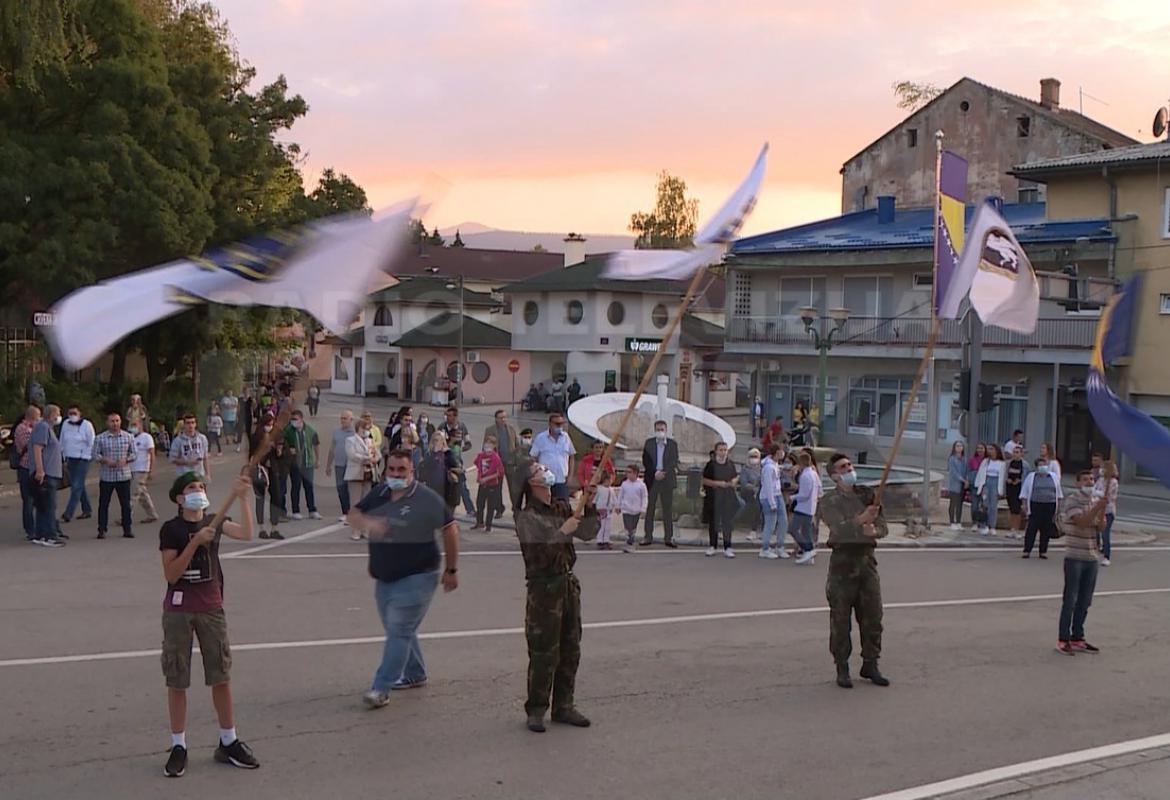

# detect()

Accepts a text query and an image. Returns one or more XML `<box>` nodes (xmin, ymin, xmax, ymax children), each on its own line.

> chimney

<box><xmin>876</xmin><ymin>195</ymin><xmax>896</xmax><ymax>225</ymax></box>
<box><xmin>563</xmin><ymin>232</ymin><xmax>586</xmax><ymax>268</ymax></box>
<box><xmin>1040</xmin><ymin>78</ymin><xmax>1060</xmax><ymax>110</ymax></box>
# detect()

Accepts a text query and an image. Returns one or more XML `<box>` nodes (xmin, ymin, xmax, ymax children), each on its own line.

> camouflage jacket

<box><xmin>821</xmin><ymin>485</ymin><xmax>888</xmax><ymax>550</ymax></box>
<box><xmin>515</xmin><ymin>498</ymin><xmax>600</xmax><ymax>580</ymax></box>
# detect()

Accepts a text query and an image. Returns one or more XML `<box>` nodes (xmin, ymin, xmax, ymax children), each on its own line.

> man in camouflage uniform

<box><xmin>515</xmin><ymin>459</ymin><xmax>600</xmax><ymax>732</ymax></box>
<box><xmin>821</xmin><ymin>452</ymin><xmax>890</xmax><ymax>689</ymax></box>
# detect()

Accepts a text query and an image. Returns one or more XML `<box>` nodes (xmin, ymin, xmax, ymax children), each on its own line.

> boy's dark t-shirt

<box><xmin>159</xmin><ymin>515</ymin><xmax>228</xmax><ymax>613</ymax></box>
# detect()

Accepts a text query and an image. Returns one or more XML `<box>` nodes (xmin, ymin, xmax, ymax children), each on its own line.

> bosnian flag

<box><xmin>933</xmin><ymin>150</ymin><xmax>968</xmax><ymax>317</ymax></box>
<box><xmin>600</xmin><ymin>144</ymin><xmax>768</xmax><ymax>280</ymax></box>
<box><xmin>46</xmin><ymin>202</ymin><xmax>415</xmax><ymax>370</ymax></box>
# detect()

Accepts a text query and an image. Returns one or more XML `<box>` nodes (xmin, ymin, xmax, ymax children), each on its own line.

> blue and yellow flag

<box><xmin>933</xmin><ymin>150</ymin><xmax>968</xmax><ymax>317</ymax></box>
<box><xmin>1087</xmin><ymin>274</ymin><xmax>1170</xmax><ymax>487</ymax></box>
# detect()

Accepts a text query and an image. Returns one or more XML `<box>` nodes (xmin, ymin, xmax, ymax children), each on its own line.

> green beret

<box><xmin>169</xmin><ymin>471</ymin><xmax>203</xmax><ymax>503</ymax></box>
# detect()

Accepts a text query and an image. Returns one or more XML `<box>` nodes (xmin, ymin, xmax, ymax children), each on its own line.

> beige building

<box><xmin>1013</xmin><ymin>140</ymin><xmax>1170</xmax><ymax>479</ymax></box>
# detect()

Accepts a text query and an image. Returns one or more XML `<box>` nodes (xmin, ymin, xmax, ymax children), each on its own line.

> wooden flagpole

<box><xmin>573</xmin><ymin>263</ymin><xmax>711</xmax><ymax>516</ymax></box>
<box><xmin>873</xmin><ymin>318</ymin><xmax>939</xmax><ymax>507</ymax></box>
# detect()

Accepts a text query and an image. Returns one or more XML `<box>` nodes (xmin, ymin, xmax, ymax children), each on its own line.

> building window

<box><xmin>907</xmin><ymin>128</ymin><xmax>918</xmax><ymax>148</ymax></box>
<box><xmin>959</xmin><ymin>100</ymin><xmax>970</xmax><ymax>113</ymax></box>
<box><xmin>1160</xmin><ymin>294</ymin><xmax>1170</xmax><ymax>315</ymax></box>
<box><xmin>779</xmin><ymin>277</ymin><xmax>827</xmax><ymax>317</ymax></box>
<box><xmin>1163</xmin><ymin>188</ymin><xmax>1170</xmax><ymax>238</ymax></box>
<box><xmin>733</xmin><ymin>272</ymin><xmax>752</xmax><ymax>317</ymax></box>
<box><xmin>471</xmin><ymin>361</ymin><xmax>491</xmax><ymax>384</ymax></box>
<box><xmin>523</xmin><ymin>301</ymin><xmax>539</xmax><ymax>326</ymax></box>
<box><xmin>607</xmin><ymin>301</ymin><xmax>625</xmax><ymax>325</ymax></box>
<box><xmin>386</xmin><ymin>358</ymin><xmax>397</xmax><ymax>378</ymax></box>
<box><xmin>1018</xmin><ymin>186</ymin><xmax>1039</xmax><ymax>203</ymax></box>
<box><xmin>912</xmin><ymin>273</ymin><xmax>933</xmax><ymax>290</ymax></box>
<box><xmin>651</xmin><ymin>303</ymin><xmax>669</xmax><ymax>329</ymax></box>
<box><xmin>373</xmin><ymin>304</ymin><xmax>392</xmax><ymax>326</ymax></box>
<box><xmin>566</xmin><ymin>300</ymin><xmax>584</xmax><ymax>325</ymax></box>
<box><xmin>1017</xmin><ymin>116</ymin><xmax>1031</xmax><ymax>137</ymax></box>
<box><xmin>333</xmin><ymin>355</ymin><xmax>348</xmax><ymax>381</ymax></box>
<box><xmin>843</xmin><ymin>275</ymin><xmax>895</xmax><ymax>318</ymax></box>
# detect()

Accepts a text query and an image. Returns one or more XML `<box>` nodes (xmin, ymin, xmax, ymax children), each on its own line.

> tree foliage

<box><xmin>629</xmin><ymin>171</ymin><xmax>698</xmax><ymax>250</ymax></box>
<box><xmin>428</xmin><ymin>226</ymin><xmax>444</xmax><ymax>246</ymax></box>
<box><xmin>892</xmin><ymin>80</ymin><xmax>942</xmax><ymax>111</ymax></box>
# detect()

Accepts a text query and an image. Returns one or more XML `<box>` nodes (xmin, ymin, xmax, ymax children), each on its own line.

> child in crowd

<box><xmin>593</xmin><ymin>469</ymin><xmax>616</xmax><ymax>550</ymax></box>
<box><xmin>617</xmin><ymin>463</ymin><xmax>648</xmax><ymax>554</ymax></box>
<box><xmin>472</xmin><ymin>434</ymin><xmax>505</xmax><ymax>532</ymax></box>
<box><xmin>207</xmin><ymin>404</ymin><xmax>224</xmax><ymax>455</ymax></box>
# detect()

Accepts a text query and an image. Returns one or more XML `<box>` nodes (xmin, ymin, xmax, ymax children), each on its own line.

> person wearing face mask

<box><xmin>59</xmin><ymin>404</ymin><xmax>96</xmax><ymax>524</ymax></box>
<box><xmin>640</xmin><ymin>420</ymin><xmax>680</xmax><ymax>547</ymax></box>
<box><xmin>282</xmin><ymin>410</ymin><xmax>322</xmax><ymax>521</ymax></box>
<box><xmin>530</xmin><ymin>413</ymin><xmax>576</xmax><ymax>502</ymax></box>
<box><xmin>1054</xmin><ymin>470</ymin><xmax>1107</xmax><ymax>655</ymax></box>
<box><xmin>129</xmin><ymin>415</ymin><xmax>158</xmax><ymax>524</ymax></box>
<box><xmin>755</xmin><ymin>445</ymin><xmax>783</xmax><ymax>558</ymax></box>
<box><xmin>251</xmin><ymin>414</ymin><xmax>285</xmax><ymax>540</ymax></box>
<box><xmin>484</xmin><ymin>409</ymin><xmax>520</xmax><ymax>513</ymax></box>
<box><xmin>159</xmin><ymin>472</ymin><xmax>258</xmax><ymax>777</ymax></box>
<box><xmin>821</xmin><ymin>453</ymin><xmax>889</xmax><ymax>689</ymax></box>
<box><xmin>419</xmin><ymin>431</ymin><xmax>460</xmax><ymax>512</ymax></box>
<box><xmin>472</xmin><ymin>434</ymin><xmax>505</xmax><ymax>531</ymax></box>
<box><xmin>30</xmin><ymin>404</ymin><xmax>65</xmax><ymax>546</ymax></box>
<box><xmin>345</xmin><ymin>421</ymin><xmax>380</xmax><ymax>540</ymax></box>
<box><xmin>1020</xmin><ymin>456</ymin><xmax>1063</xmax><ymax>559</ymax></box>
<box><xmin>702</xmin><ymin>442</ymin><xmax>739</xmax><ymax>557</ymax></box>
<box><xmin>515</xmin><ymin>459</ymin><xmax>600</xmax><ymax>733</ymax></box>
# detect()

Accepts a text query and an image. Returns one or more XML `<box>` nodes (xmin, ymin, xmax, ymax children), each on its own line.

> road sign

<box><xmin>507</xmin><ymin>359</ymin><xmax>520</xmax><ymax>373</ymax></box>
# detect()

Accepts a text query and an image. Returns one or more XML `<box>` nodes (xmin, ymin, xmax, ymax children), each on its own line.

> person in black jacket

<box><xmin>640</xmin><ymin>420</ymin><xmax>679</xmax><ymax>548</ymax></box>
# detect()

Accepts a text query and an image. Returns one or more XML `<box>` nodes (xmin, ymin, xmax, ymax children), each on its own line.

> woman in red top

<box><xmin>762</xmin><ymin>416</ymin><xmax>785</xmax><ymax>449</ymax></box>
<box><xmin>472</xmin><ymin>434</ymin><xmax>506</xmax><ymax>531</ymax></box>
<box><xmin>577</xmin><ymin>440</ymin><xmax>615</xmax><ymax>490</ymax></box>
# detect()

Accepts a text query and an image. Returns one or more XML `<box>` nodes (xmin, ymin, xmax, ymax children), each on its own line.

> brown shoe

<box><xmin>551</xmin><ymin>708</ymin><xmax>591</xmax><ymax>727</ymax></box>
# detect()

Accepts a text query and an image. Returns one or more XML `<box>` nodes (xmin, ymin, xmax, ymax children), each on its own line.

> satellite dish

<box><xmin>1154</xmin><ymin>107</ymin><xmax>1168</xmax><ymax>139</ymax></box>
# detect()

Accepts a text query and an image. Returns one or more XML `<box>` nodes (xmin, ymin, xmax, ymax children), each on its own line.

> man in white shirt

<box><xmin>1003</xmin><ymin>429</ymin><xmax>1024</xmax><ymax>458</ymax></box>
<box><xmin>130</xmin><ymin>422</ymin><xmax>158</xmax><ymax>522</ymax></box>
<box><xmin>60</xmin><ymin>404</ymin><xmax>96</xmax><ymax>522</ymax></box>
<box><xmin>529</xmin><ymin>413</ymin><xmax>575</xmax><ymax>500</ymax></box>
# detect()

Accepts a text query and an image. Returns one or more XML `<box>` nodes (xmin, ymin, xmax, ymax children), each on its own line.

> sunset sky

<box><xmin>214</xmin><ymin>0</ymin><xmax>1169</xmax><ymax>237</ymax></box>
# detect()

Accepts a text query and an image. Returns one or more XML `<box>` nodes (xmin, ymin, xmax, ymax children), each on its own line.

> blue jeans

<box><xmin>372</xmin><ymin>570</ymin><xmax>440</xmax><ymax>692</ymax></box>
<box><xmin>63</xmin><ymin>458</ymin><xmax>92</xmax><ymax>519</ymax></box>
<box><xmin>789</xmin><ymin>510</ymin><xmax>816</xmax><ymax>553</ymax></box>
<box><xmin>17</xmin><ymin>467</ymin><xmax>36</xmax><ymax>537</ymax></box>
<box><xmin>982</xmin><ymin>484</ymin><xmax>1000</xmax><ymax>530</ymax></box>
<box><xmin>760</xmin><ymin>498</ymin><xmax>788</xmax><ymax>551</ymax></box>
<box><xmin>459</xmin><ymin>474</ymin><xmax>475</xmax><ymax>514</ymax></box>
<box><xmin>34</xmin><ymin>476</ymin><xmax>60</xmax><ymax>540</ymax></box>
<box><xmin>1099</xmin><ymin>513</ymin><xmax>1114</xmax><ymax>559</ymax></box>
<box><xmin>1059</xmin><ymin>558</ymin><xmax>1098</xmax><ymax>641</ymax></box>
<box><xmin>334</xmin><ymin>466</ymin><xmax>350</xmax><ymax>514</ymax></box>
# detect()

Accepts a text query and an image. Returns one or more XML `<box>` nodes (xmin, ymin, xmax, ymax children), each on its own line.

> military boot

<box><xmin>859</xmin><ymin>660</ymin><xmax>890</xmax><ymax>686</ymax></box>
<box><xmin>835</xmin><ymin>663</ymin><xmax>853</xmax><ymax>689</ymax></box>
<box><xmin>551</xmin><ymin>707</ymin><xmax>591</xmax><ymax>727</ymax></box>
<box><xmin>526</xmin><ymin>713</ymin><xmax>546</xmax><ymax>733</ymax></box>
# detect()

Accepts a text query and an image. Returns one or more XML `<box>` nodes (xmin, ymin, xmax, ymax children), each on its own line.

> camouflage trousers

<box><xmin>524</xmin><ymin>573</ymin><xmax>582</xmax><ymax>716</ymax></box>
<box><xmin>825</xmin><ymin>549</ymin><xmax>883</xmax><ymax>664</ymax></box>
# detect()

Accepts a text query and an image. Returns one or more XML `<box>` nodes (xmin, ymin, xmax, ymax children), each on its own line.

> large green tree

<box><xmin>629</xmin><ymin>171</ymin><xmax>699</xmax><ymax>249</ymax></box>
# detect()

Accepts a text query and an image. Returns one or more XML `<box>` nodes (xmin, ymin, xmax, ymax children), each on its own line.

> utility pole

<box><xmin>966</xmin><ymin>311</ymin><xmax>983</xmax><ymax>447</ymax></box>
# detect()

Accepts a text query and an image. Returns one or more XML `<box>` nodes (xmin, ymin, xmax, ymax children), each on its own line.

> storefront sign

<box><xmin>625</xmin><ymin>337</ymin><xmax>662</xmax><ymax>354</ymax></box>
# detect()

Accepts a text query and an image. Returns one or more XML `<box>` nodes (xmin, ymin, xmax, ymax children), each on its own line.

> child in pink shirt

<box><xmin>472</xmin><ymin>435</ymin><xmax>506</xmax><ymax>532</ymax></box>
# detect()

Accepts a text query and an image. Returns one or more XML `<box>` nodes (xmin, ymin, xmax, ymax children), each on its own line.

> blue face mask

<box><xmin>838</xmin><ymin>471</ymin><xmax>857</xmax><ymax>487</ymax></box>
<box><xmin>385</xmin><ymin>477</ymin><xmax>409</xmax><ymax>491</ymax></box>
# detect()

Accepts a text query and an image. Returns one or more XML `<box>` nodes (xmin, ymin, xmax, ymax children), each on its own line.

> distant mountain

<box><xmin>436</xmin><ymin>226</ymin><xmax>635</xmax><ymax>254</ymax></box>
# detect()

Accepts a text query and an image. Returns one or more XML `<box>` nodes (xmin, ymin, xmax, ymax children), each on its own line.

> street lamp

<box><xmin>800</xmin><ymin>306</ymin><xmax>850</xmax><ymax>438</ymax></box>
<box><xmin>426</xmin><ymin>266</ymin><xmax>465</xmax><ymax>406</ymax></box>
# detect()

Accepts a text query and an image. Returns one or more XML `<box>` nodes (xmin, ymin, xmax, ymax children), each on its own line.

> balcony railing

<box><xmin>725</xmin><ymin>316</ymin><xmax>1098</xmax><ymax>350</ymax></box>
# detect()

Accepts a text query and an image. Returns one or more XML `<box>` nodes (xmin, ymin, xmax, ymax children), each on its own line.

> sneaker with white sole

<box><xmin>163</xmin><ymin>744</ymin><xmax>187</xmax><ymax>778</ymax></box>
<box><xmin>363</xmin><ymin>689</ymin><xmax>390</xmax><ymax>709</ymax></box>
<box><xmin>949</xmin><ymin>523</ymin><xmax>961</xmax><ymax>531</ymax></box>
<box><xmin>724</xmin><ymin>548</ymin><xmax>736</xmax><ymax>559</ymax></box>
<box><xmin>214</xmin><ymin>738</ymin><xmax>259</xmax><ymax>769</ymax></box>
<box><xmin>351</xmin><ymin>531</ymin><xmax>362</xmax><ymax>541</ymax></box>
<box><xmin>758</xmin><ymin>549</ymin><xmax>779</xmax><ymax>559</ymax></box>
<box><xmin>338</xmin><ymin>515</ymin><xmax>348</xmax><ymax>524</ymax></box>
<box><xmin>310</xmin><ymin>511</ymin><xmax>322</xmax><ymax>520</ymax></box>
<box><xmin>1101</xmin><ymin>558</ymin><xmax>1111</xmax><ymax>566</ymax></box>
<box><xmin>777</xmin><ymin>549</ymin><xmax>791</xmax><ymax>559</ymax></box>
<box><xmin>291</xmin><ymin>512</ymin><xmax>303</xmax><ymax>521</ymax></box>
<box><xmin>795</xmin><ymin>550</ymin><xmax>816</xmax><ymax>565</ymax></box>
<box><xmin>705</xmin><ymin>547</ymin><xmax>717</xmax><ymax>557</ymax></box>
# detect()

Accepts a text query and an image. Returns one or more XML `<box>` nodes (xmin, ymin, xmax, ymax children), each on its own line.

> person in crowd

<box><xmin>1095</xmin><ymin>460</ymin><xmax>1119</xmax><ymax>567</ymax></box>
<box><xmin>1021</xmin><ymin>455</ymin><xmax>1063</xmax><ymax>559</ymax></box>
<box><xmin>822</xmin><ymin>453</ymin><xmax>889</xmax><ymax>689</ymax></box>
<box><xmin>129</xmin><ymin>414</ymin><xmax>158</xmax><ymax>523</ymax></box>
<box><xmin>762</xmin><ymin>415</ymin><xmax>785</xmax><ymax>451</ymax></box>
<box><xmin>438</xmin><ymin>406</ymin><xmax>470</xmax><ymax>451</ymax></box>
<box><xmin>349</xmin><ymin>450</ymin><xmax>459</xmax><ymax>709</ymax></box>
<box><xmin>386</xmin><ymin>406</ymin><xmax>411</xmax><ymax>450</ymax></box>
<box><xmin>577</xmin><ymin>439</ymin><xmax>615</xmax><ymax>491</ymax></box>
<box><xmin>946</xmin><ymin>441</ymin><xmax>967</xmax><ymax>530</ymax></box>
<box><xmin>515</xmin><ymin>459</ymin><xmax>599</xmax><ymax>733</ymax></box>
<box><xmin>258</xmin><ymin>385</ymin><xmax>274</xmax><ymax>417</ymax></box>
<box><xmin>1055</xmin><ymin>470</ymin><xmax>1107</xmax><ymax>656</ymax></box>
<box><xmin>448</xmin><ymin>429</ymin><xmax>476</xmax><ymax>516</ymax></box>
<box><xmin>306</xmin><ymin>383</ymin><xmax>321</xmax><ymax>417</ymax></box>
<box><xmin>126</xmin><ymin>393</ymin><xmax>149</xmax><ymax>433</ymax></box>
<box><xmin>751</xmin><ymin>396</ymin><xmax>766</xmax><ymax>442</ymax></box>
<box><xmin>1003</xmin><ymin>429</ymin><xmax>1024</xmax><ymax>458</ymax></box>
<box><xmin>616</xmin><ymin>464</ymin><xmax>648</xmax><ymax>554</ymax></box>
<box><xmin>975</xmin><ymin>444</ymin><xmax>1007</xmax><ymax>535</ymax></box>
<box><xmin>237</xmin><ymin>387</ymin><xmax>255</xmax><ymax>454</ymax></box>
<box><xmin>567</xmin><ymin>377</ymin><xmax>583</xmax><ymax>406</ymax></box>
<box><xmin>284</xmin><ymin>410</ymin><xmax>321</xmax><ymax>521</ymax></box>
<box><xmin>325</xmin><ymin>410</ymin><xmax>356</xmax><ymax>524</ymax></box>
<box><xmin>159</xmin><ymin>472</ymin><xmax>259</xmax><ymax>777</ymax></box>
<box><xmin>1089</xmin><ymin>453</ymin><xmax>1104</xmax><ymax>483</ymax></box>
<box><xmin>219</xmin><ymin>390</ymin><xmax>238</xmax><ymax>446</ymax></box>
<box><xmin>593</xmin><ymin>468</ymin><xmax>616</xmax><ymax>550</ymax></box>
<box><xmin>484</xmin><ymin>409</ymin><xmax>520</xmax><ymax>513</ymax></box>
<box><xmin>800</xmin><ymin>447</ymin><xmax>824</xmax><ymax>548</ymax></box>
<box><xmin>739</xmin><ymin>447</ymin><xmax>764</xmax><ymax>544</ymax></box>
<box><xmin>206</xmin><ymin>402</ymin><xmax>224</xmax><ymax>456</ymax></box>
<box><xmin>966</xmin><ymin>443</ymin><xmax>986</xmax><ymax>527</ymax></box>
<box><xmin>1005</xmin><ymin>446</ymin><xmax>1031</xmax><ymax>535</ymax></box>
<box><xmin>416</xmin><ymin>411</ymin><xmax>433</xmax><ymax>451</ymax></box>
<box><xmin>170</xmin><ymin>414</ymin><xmax>211</xmax><ymax>481</ymax></box>
<box><xmin>472</xmin><ymin>434</ymin><xmax>506</xmax><ymax>532</ymax></box>
<box><xmin>251</xmin><ymin>415</ymin><xmax>288</xmax><ymax>540</ymax></box>
<box><xmin>14</xmin><ymin>405</ymin><xmax>42</xmax><ymax>540</ymax></box>
<box><xmin>60</xmin><ymin>403</ymin><xmax>96</xmax><ymax>524</ymax></box>
<box><xmin>419</xmin><ymin>431</ymin><xmax>460</xmax><ymax>512</ymax></box>
<box><xmin>93</xmin><ymin>411</ymin><xmax>136</xmax><ymax>539</ymax></box>
<box><xmin>789</xmin><ymin>451</ymin><xmax>819</xmax><ymax>565</ymax></box>
<box><xmin>757</xmin><ymin>443</ymin><xmax>786</xmax><ymax>559</ymax></box>
<box><xmin>361</xmin><ymin>411</ymin><xmax>383</xmax><ymax>453</ymax></box>
<box><xmin>702</xmin><ymin>442</ymin><xmax>738</xmax><ymax>558</ymax></box>
<box><xmin>529</xmin><ymin>413</ymin><xmax>575</xmax><ymax>501</ymax></box>
<box><xmin>1038</xmin><ymin>442</ymin><xmax>1062</xmax><ymax>484</ymax></box>
<box><xmin>398</xmin><ymin>413</ymin><xmax>421</xmax><ymax>469</ymax></box>
<box><xmin>640</xmin><ymin>420</ymin><xmax>679</xmax><ymax>548</ymax></box>
<box><xmin>31</xmin><ymin>404</ymin><xmax>65</xmax><ymax>547</ymax></box>
<box><xmin>345</xmin><ymin>416</ymin><xmax>380</xmax><ymax>540</ymax></box>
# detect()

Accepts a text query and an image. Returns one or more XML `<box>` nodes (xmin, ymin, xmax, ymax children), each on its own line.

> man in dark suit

<box><xmin>641</xmin><ymin>419</ymin><xmax>679</xmax><ymax>548</ymax></box>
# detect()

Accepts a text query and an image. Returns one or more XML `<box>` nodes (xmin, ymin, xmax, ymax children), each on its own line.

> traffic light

<box><xmin>954</xmin><ymin>369</ymin><xmax>971</xmax><ymax>409</ymax></box>
<box><xmin>977</xmin><ymin>382</ymin><xmax>999</xmax><ymax>412</ymax></box>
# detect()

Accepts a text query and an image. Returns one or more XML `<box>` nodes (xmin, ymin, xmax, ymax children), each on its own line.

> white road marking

<box><xmin>860</xmin><ymin>732</ymin><xmax>1170</xmax><ymax>800</ymax></box>
<box><xmin>3</xmin><ymin>587</ymin><xmax>1169</xmax><ymax>669</ymax></box>
<box><xmin>221</xmin><ymin>523</ymin><xmax>345</xmax><ymax>559</ymax></box>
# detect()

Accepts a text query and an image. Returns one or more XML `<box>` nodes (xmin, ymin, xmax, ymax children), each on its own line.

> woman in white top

<box><xmin>1038</xmin><ymin>442</ymin><xmax>1062</xmax><ymax>484</ymax></box>
<box><xmin>1095</xmin><ymin>460</ymin><xmax>1120</xmax><ymax>566</ymax></box>
<box><xmin>788</xmin><ymin>451</ymin><xmax>819</xmax><ymax>565</ymax></box>
<box><xmin>344</xmin><ymin>419</ymin><xmax>380</xmax><ymax>540</ymax></box>
<box><xmin>975</xmin><ymin>443</ymin><xmax>1008</xmax><ymax>535</ymax></box>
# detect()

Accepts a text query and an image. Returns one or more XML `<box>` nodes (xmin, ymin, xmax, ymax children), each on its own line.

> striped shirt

<box><xmin>14</xmin><ymin>420</ymin><xmax>35</xmax><ymax>470</ymax></box>
<box><xmin>1059</xmin><ymin>489</ymin><xmax>1100</xmax><ymax>562</ymax></box>
<box><xmin>92</xmin><ymin>430</ymin><xmax>136</xmax><ymax>482</ymax></box>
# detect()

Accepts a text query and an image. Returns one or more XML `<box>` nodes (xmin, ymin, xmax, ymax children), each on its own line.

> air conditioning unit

<box><xmin>465</xmin><ymin>351</ymin><xmax>481</xmax><ymax>363</ymax></box>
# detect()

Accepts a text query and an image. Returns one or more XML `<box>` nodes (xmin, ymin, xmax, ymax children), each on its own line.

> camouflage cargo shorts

<box><xmin>161</xmin><ymin>608</ymin><xmax>232</xmax><ymax>689</ymax></box>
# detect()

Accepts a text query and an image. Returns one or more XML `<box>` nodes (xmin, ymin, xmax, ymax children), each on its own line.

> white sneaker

<box><xmin>795</xmin><ymin>550</ymin><xmax>816</xmax><ymax>565</ymax></box>
<box><xmin>338</xmin><ymin>515</ymin><xmax>347</xmax><ymax>523</ymax></box>
<box><xmin>351</xmin><ymin>531</ymin><xmax>362</xmax><ymax>541</ymax></box>
<box><xmin>291</xmin><ymin>513</ymin><xmax>304</xmax><ymax>521</ymax></box>
<box><xmin>310</xmin><ymin>511</ymin><xmax>322</xmax><ymax>520</ymax></box>
<box><xmin>705</xmin><ymin>547</ymin><xmax>717</xmax><ymax>557</ymax></box>
<box><xmin>949</xmin><ymin>523</ymin><xmax>961</xmax><ymax>531</ymax></box>
<box><xmin>777</xmin><ymin>548</ymin><xmax>791</xmax><ymax>559</ymax></box>
<box><xmin>1101</xmin><ymin>557</ymin><xmax>1111</xmax><ymax>566</ymax></box>
<box><xmin>724</xmin><ymin>548</ymin><xmax>736</xmax><ymax>559</ymax></box>
<box><xmin>759</xmin><ymin>549</ymin><xmax>779</xmax><ymax>560</ymax></box>
<box><xmin>978</xmin><ymin>527</ymin><xmax>990</xmax><ymax>536</ymax></box>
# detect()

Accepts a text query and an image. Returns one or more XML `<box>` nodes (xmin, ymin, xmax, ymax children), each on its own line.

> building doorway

<box><xmin>1057</xmin><ymin>388</ymin><xmax>1107</xmax><ymax>472</ymax></box>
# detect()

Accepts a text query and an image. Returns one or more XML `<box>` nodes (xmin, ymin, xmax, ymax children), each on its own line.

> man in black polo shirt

<box><xmin>348</xmin><ymin>449</ymin><xmax>460</xmax><ymax>709</ymax></box>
